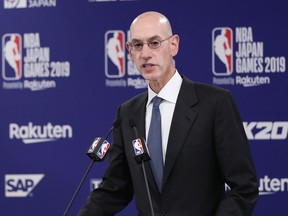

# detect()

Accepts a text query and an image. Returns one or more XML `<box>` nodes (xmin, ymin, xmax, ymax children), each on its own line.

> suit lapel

<box><xmin>163</xmin><ymin>77</ymin><xmax>198</xmax><ymax>184</ymax></box>
<box><xmin>128</xmin><ymin>78</ymin><xmax>199</xmax><ymax>193</ymax></box>
<box><xmin>130</xmin><ymin>93</ymin><xmax>147</xmax><ymax>139</ymax></box>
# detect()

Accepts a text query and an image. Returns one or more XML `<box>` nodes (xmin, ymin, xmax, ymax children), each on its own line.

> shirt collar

<box><xmin>147</xmin><ymin>70</ymin><xmax>183</xmax><ymax>107</ymax></box>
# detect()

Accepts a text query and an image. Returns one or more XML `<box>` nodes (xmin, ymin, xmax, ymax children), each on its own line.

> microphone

<box><xmin>63</xmin><ymin>118</ymin><xmax>121</xmax><ymax>216</ymax></box>
<box><xmin>129</xmin><ymin>120</ymin><xmax>150</xmax><ymax>163</ymax></box>
<box><xmin>87</xmin><ymin>118</ymin><xmax>121</xmax><ymax>161</ymax></box>
<box><xmin>129</xmin><ymin>120</ymin><xmax>154</xmax><ymax>216</ymax></box>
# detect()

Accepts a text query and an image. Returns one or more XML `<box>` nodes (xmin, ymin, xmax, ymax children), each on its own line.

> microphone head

<box><xmin>129</xmin><ymin>119</ymin><xmax>150</xmax><ymax>163</ymax></box>
<box><xmin>87</xmin><ymin>137</ymin><xmax>110</xmax><ymax>161</ymax></box>
<box><xmin>132</xmin><ymin>138</ymin><xmax>145</xmax><ymax>156</ymax></box>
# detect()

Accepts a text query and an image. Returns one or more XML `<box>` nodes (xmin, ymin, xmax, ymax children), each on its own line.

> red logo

<box><xmin>2</xmin><ymin>33</ymin><xmax>22</xmax><ymax>80</ymax></box>
<box><xmin>212</xmin><ymin>28</ymin><xmax>233</xmax><ymax>75</ymax></box>
<box><xmin>105</xmin><ymin>30</ymin><xmax>125</xmax><ymax>78</ymax></box>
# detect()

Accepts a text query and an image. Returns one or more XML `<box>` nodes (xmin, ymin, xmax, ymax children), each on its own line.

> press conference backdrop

<box><xmin>0</xmin><ymin>0</ymin><xmax>287</xmax><ymax>215</ymax></box>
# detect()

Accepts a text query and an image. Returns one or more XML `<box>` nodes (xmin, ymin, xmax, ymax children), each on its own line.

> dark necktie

<box><xmin>147</xmin><ymin>96</ymin><xmax>163</xmax><ymax>191</ymax></box>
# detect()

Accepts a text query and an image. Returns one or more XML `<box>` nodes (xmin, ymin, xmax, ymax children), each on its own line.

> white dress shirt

<box><xmin>146</xmin><ymin>70</ymin><xmax>183</xmax><ymax>163</ymax></box>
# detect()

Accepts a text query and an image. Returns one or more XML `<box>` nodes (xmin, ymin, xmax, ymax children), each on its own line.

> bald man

<box><xmin>78</xmin><ymin>11</ymin><xmax>258</xmax><ymax>216</ymax></box>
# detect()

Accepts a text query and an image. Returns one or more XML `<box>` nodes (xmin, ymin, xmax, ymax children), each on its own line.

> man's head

<box><xmin>126</xmin><ymin>11</ymin><xmax>180</xmax><ymax>92</ymax></box>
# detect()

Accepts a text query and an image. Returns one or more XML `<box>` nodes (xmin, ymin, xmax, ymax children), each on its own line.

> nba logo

<box><xmin>88</xmin><ymin>137</ymin><xmax>101</xmax><ymax>153</ymax></box>
<box><xmin>97</xmin><ymin>140</ymin><xmax>110</xmax><ymax>159</ymax></box>
<box><xmin>132</xmin><ymin>138</ymin><xmax>144</xmax><ymax>156</ymax></box>
<box><xmin>212</xmin><ymin>27</ymin><xmax>233</xmax><ymax>75</ymax></box>
<box><xmin>2</xmin><ymin>33</ymin><xmax>22</xmax><ymax>80</ymax></box>
<box><xmin>105</xmin><ymin>30</ymin><xmax>125</xmax><ymax>78</ymax></box>
<box><xmin>4</xmin><ymin>0</ymin><xmax>27</xmax><ymax>9</ymax></box>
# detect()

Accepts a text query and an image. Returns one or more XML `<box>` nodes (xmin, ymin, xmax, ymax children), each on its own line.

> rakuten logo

<box><xmin>225</xmin><ymin>175</ymin><xmax>288</xmax><ymax>196</ymax></box>
<box><xmin>5</xmin><ymin>174</ymin><xmax>44</xmax><ymax>197</ymax></box>
<box><xmin>243</xmin><ymin>121</ymin><xmax>288</xmax><ymax>140</ymax></box>
<box><xmin>259</xmin><ymin>175</ymin><xmax>288</xmax><ymax>195</ymax></box>
<box><xmin>9</xmin><ymin>122</ymin><xmax>73</xmax><ymax>144</ymax></box>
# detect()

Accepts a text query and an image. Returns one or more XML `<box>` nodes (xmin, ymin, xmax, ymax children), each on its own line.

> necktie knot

<box><xmin>152</xmin><ymin>96</ymin><xmax>163</xmax><ymax>107</ymax></box>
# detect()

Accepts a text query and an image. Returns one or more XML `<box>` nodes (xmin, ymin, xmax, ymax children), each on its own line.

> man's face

<box><xmin>126</xmin><ymin>16</ymin><xmax>178</xmax><ymax>84</ymax></box>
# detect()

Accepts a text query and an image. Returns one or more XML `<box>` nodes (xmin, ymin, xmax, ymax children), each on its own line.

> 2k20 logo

<box><xmin>5</xmin><ymin>174</ymin><xmax>44</xmax><ymax>197</ymax></box>
<box><xmin>2</xmin><ymin>33</ymin><xmax>22</xmax><ymax>80</ymax></box>
<box><xmin>212</xmin><ymin>27</ymin><xmax>233</xmax><ymax>75</ymax></box>
<box><xmin>105</xmin><ymin>30</ymin><xmax>125</xmax><ymax>78</ymax></box>
<box><xmin>243</xmin><ymin>121</ymin><xmax>288</xmax><ymax>140</ymax></box>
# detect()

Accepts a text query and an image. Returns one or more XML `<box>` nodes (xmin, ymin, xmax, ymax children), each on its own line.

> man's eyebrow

<box><xmin>130</xmin><ymin>38</ymin><xmax>142</xmax><ymax>43</ymax></box>
<box><xmin>131</xmin><ymin>35</ymin><xmax>162</xmax><ymax>42</ymax></box>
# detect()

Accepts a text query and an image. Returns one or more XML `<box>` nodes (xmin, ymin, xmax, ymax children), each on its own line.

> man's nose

<box><xmin>140</xmin><ymin>43</ymin><xmax>153</xmax><ymax>57</ymax></box>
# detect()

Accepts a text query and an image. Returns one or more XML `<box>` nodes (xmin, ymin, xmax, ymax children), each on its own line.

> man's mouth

<box><xmin>142</xmin><ymin>63</ymin><xmax>155</xmax><ymax>68</ymax></box>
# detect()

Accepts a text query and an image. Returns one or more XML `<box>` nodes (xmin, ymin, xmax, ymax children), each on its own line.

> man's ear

<box><xmin>170</xmin><ymin>34</ymin><xmax>180</xmax><ymax>57</ymax></box>
<box><xmin>126</xmin><ymin>42</ymin><xmax>133</xmax><ymax>59</ymax></box>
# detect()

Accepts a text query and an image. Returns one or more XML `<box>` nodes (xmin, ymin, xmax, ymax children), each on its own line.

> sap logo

<box><xmin>243</xmin><ymin>121</ymin><xmax>288</xmax><ymax>140</ymax></box>
<box><xmin>90</xmin><ymin>178</ymin><xmax>102</xmax><ymax>191</ymax></box>
<box><xmin>259</xmin><ymin>175</ymin><xmax>288</xmax><ymax>195</ymax></box>
<box><xmin>5</xmin><ymin>174</ymin><xmax>44</xmax><ymax>197</ymax></box>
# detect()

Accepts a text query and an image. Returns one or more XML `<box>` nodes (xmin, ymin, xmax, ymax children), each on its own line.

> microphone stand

<box><xmin>130</xmin><ymin>120</ymin><xmax>155</xmax><ymax>216</ymax></box>
<box><xmin>141</xmin><ymin>159</ymin><xmax>155</xmax><ymax>216</ymax></box>
<box><xmin>63</xmin><ymin>159</ymin><xmax>95</xmax><ymax>216</ymax></box>
<box><xmin>63</xmin><ymin>122</ymin><xmax>118</xmax><ymax>216</ymax></box>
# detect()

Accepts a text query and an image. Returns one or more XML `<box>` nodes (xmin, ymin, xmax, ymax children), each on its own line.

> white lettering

<box><xmin>9</xmin><ymin>122</ymin><xmax>73</xmax><ymax>144</ymax></box>
<box><xmin>24</xmin><ymin>47</ymin><xmax>50</xmax><ymax>62</ymax></box>
<box><xmin>235</xmin><ymin>42</ymin><xmax>264</xmax><ymax>58</ymax></box>
<box><xmin>235</xmin><ymin>27</ymin><xmax>253</xmax><ymax>43</ymax></box>
<box><xmin>235</xmin><ymin>75</ymin><xmax>270</xmax><ymax>87</ymax></box>
<box><xmin>235</xmin><ymin>58</ymin><xmax>264</xmax><ymax>73</ymax></box>
<box><xmin>127</xmin><ymin>77</ymin><xmax>148</xmax><ymax>89</ymax></box>
<box><xmin>105</xmin><ymin>79</ymin><xmax>126</xmax><ymax>87</ymax></box>
<box><xmin>24</xmin><ymin>33</ymin><xmax>40</xmax><ymax>48</ymax></box>
<box><xmin>5</xmin><ymin>174</ymin><xmax>44</xmax><ymax>197</ymax></box>
<box><xmin>243</xmin><ymin>121</ymin><xmax>288</xmax><ymax>140</ymax></box>
<box><xmin>259</xmin><ymin>175</ymin><xmax>288</xmax><ymax>195</ymax></box>
<box><xmin>28</xmin><ymin>0</ymin><xmax>57</xmax><ymax>8</ymax></box>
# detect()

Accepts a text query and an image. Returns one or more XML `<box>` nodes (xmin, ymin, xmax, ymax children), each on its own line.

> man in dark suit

<box><xmin>78</xmin><ymin>11</ymin><xmax>259</xmax><ymax>216</ymax></box>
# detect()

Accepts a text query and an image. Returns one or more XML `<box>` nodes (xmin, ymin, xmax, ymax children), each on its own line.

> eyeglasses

<box><xmin>128</xmin><ymin>35</ymin><xmax>173</xmax><ymax>51</ymax></box>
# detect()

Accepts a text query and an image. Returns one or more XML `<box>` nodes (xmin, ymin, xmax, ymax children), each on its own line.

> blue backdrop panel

<box><xmin>0</xmin><ymin>0</ymin><xmax>287</xmax><ymax>215</ymax></box>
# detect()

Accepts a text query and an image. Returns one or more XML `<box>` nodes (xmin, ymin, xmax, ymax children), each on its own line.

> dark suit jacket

<box><xmin>78</xmin><ymin>75</ymin><xmax>259</xmax><ymax>216</ymax></box>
